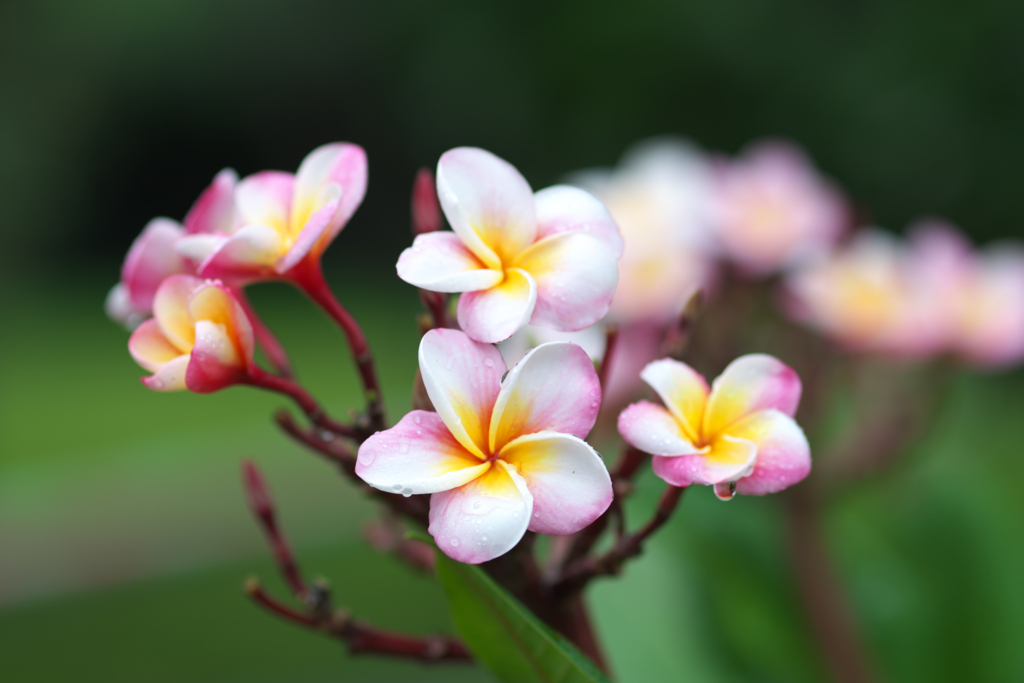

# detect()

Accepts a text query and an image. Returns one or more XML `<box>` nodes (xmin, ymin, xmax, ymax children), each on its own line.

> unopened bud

<box><xmin>411</xmin><ymin>168</ymin><xmax>442</xmax><ymax>235</ymax></box>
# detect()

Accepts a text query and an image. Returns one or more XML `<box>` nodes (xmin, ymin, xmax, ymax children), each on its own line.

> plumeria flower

<box><xmin>396</xmin><ymin>147</ymin><xmax>623</xmax><ymax>343</ymax></box>
<box><xmin>179</xmin><ymin>143</ymin><xmax>367</xmax><ymax>281</ymax></box>
<box><xmin>618</xmin><ymin>355</ymin><xmax>810</xmax><ymax>500</ymax></box>
<box><xmin>356</xmin><ymin>329</ymin><xmax>612</xmax><ymax>564</ymax></box>
<box><xmin>105</xmin><ymin>218</ymin><xmax>191</xmax><ymax>329</ymax></box>
<box><xmin>128</xmin><ymin>275</ymin><xmax>255</xmax><ymax>392</ymax></box>
<box><xmin>573</xmin><ymin>137</ymin><xmax>717</xmax><ymax>324</ymax></box>
<box><xmin>712</xmin><ymin>140</ymin><xmax>849</xmax><ymax>276</ymax></box>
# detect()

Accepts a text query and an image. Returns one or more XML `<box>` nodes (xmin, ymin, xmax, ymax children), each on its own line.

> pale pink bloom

<box><xmin>618</xmin><ymin>355</ymin><xmax>810</xmax><ymax>500</ymax></box>
<box><xmin>572</xmin><ymin>138</ymin><xmax>717</xmax><ymax>323</ymax></box>
<box><xmin>908</xmin><ymin>220</ymin><xmax>1024</xmax><ymax>367</ymax></box>
<box><xmin>397</xmin><ymin>147</ymin><xmax>622</xmax><ymax>343</ymax></box>
<box><xmin>713</xmin><ymin>140</ymin><xmax>849</xmax><ymax>276</ymax></box>
<box><xmin>105</xmin><ymin>218</ymin><xmax>191</xmax><ymax>329</ymax></box>
<box><xmin>128</xmin><ymin>275</ymin><xmax>255</xmax><ymax>393</ymax></box>
<box><xmin>356</xmin><ymin>329</ymin><xmax>612</xmax><ymax>564</ymax></box>
<box><xmin>180</xmin><ymin>143</ymin><xmax>367</xmax><ymax>280</ymax></box>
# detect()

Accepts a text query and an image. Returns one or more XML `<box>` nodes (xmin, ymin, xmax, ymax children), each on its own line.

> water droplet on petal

<box><xmin>450</xmin><ymin>538</ymin><xmax>460</xmax><ymax>547</ymax></box>
<box><xmin>484</xmin><ymin>357</ymin><xmax>494</xmax><ymax>368</ymax></box>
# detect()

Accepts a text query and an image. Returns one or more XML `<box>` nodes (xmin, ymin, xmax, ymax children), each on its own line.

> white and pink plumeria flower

<box><xmin>177</xmin><ymin>143</ymin><xmax>367</xmax><ymax>281</ymax></box>
<box><xmin>128</xmin><ymin>275</ymin><xmax>255</xmax><ymax>393</ymax></box>
<box><xmin>396</xmin><ymin>147</ymin><xmax>623</xmax><ymax>344</ymax></box>
<box><xmin>618</xmin><ymin>355</ymin><xmax>810</xmax><ymax>500</ymax></box>
<box><xmin>356</xmin><ymin>328</ymin><xmax>613</xmax><ymax>564</ymax></box>
<box><xmin>712</xmin><ymin>140</ymin><xmax>849</xmax><ymax>276</ymax></box>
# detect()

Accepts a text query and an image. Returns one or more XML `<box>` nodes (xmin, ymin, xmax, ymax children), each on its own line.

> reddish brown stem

<box><xmin>785</xmin><ymin>487</ymin><xmax>875</xmax><ymax>683</ymax></box>
<box><xmin>419</xmin><ymin>289</ymin><xmax>449</xmax><ymax>330</ymax></box>
<box><xmin>242</xmin><ymin>460</ymin><xmax>306</xmax><ymax>597</ymax></box>
<box><xmin>597</xmin><ymin>325</ymin><xmax>619</xmax><ymax>392</ymax></box>
<box><xmin>554</xmin><ymin>485</ymin><xmax>685</xmax><ymax>597</ymax></box>
<box><xmin>247</xmin><ymin>365</ymin><xmax>363</xmax><ymax>439</ymax></box>
<box><xmin>232</xmin><ymin>286</ymin><xmax>294</xmax><ymax>378</ymax></box>
<box><xmin>290</xmin><ymin>259</ymin><xmax>385</xmax><ymax>431</ymax></box>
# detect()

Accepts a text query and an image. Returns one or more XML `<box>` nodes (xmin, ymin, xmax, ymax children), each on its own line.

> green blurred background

<box><xmin>2</xmin><ymin>0</ymin><xmax>1023</xmax><ymax>680</ymax></box>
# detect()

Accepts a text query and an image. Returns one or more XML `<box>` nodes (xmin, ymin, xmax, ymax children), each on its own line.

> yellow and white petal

<box><xmin>639</xmin><ymin>358</ymin><xmax>709</xmax><ymax>442</ymax></box>
<box><xmin>428</xmin><ymin>460</ymin><xmax>533</xmax><ymax>564</ymax></box>
<box><xmin>534</xmin><ymin>185</ymin><xmax>624</xmax><ymax>257</ymax></box>
<box><xmin>356</xmin><ymin>411</ymin><xmax>491</xmax><ymax>495</ymax></box>
<box><xmin>650</xmin><ymin>434</ymin><xmax>755</xmax><ymax>488</ymax></box>
<box><xmin>489</xmin><ymin>341</ymin><xmax>601</xmax><ymax>454</ymax></box>
<box><xmin>129</xmin><ymin>318</ymin><xmax>183</xmax><ymax>372</ymax></box>
<box><xmin>187</xmin><ymin>281</ymin><xmax>255</xmax><ymax>365</ymax></box>
<box><xmin>197</xmin><ymin>224</ymin><xmax>284</xmax><ymax>279</ymax></box>
<box><xmin>456</xmin><ymin>268</ymin><xmax>537</xmax><ymax>344</ymax></box>
<box><xmin>235</xmin><ymin>171</ymin><xmax>295</xmax><ymax>238</ymax></box>
<box><xmin>397</xmin><ymin>232</ymin><xmax>504</xmax><ymax>293</ymax></box>
<box><xmin>418</xmin><ymin>329</ymin><xmax>507</xmax><ymax>459</ymax></box>
<box><xmin>617</xmin><ymin>400</ymin><xmax>701</xmax><ymax>456</ymax></box>
<box><xmin>437</xmin><ymin>147</ymin><xmax>536</xmax><ymax>268</ymax></box>
<box><xmin>291</xmin><ymin>142</ymin><xmax>367</xmax><ymax>245</ymax></box>
<box><xmin>703</xmin><ymin>354</ymin><xmax>801</xmax><ymax>438</ymax></box>
<box><xmin>152</xmin><ymin>274</ymin><xmax>202</xmax><ymax>353</ymax></box>
<box><xmin>499</xmin><ymin>431</ymin><xmax>612</xmax><ymax>536</ymax></box>
<box><xmin>730</xmin><ymin>409</ymin><xmax>811</xmax><ymax>496</ymax></box>
<box><xmin>513</xmin><ymin>231</ymin><xmax>619</xmax><ymax>332</ymax></box>
<box><xmin>140</xmin><ymin>353</ymin><xmax>190</xmax><ymax>392</ymax></box>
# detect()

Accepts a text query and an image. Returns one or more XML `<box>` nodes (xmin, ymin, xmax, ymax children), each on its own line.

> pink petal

<box><xmin>235</xmin><ymin>171</ymin><xmax>295</xmax><ymax>236</ymax></box>
<box><xmin>703</xmin><ymin>354</ymin><xmax>801</xmax><ymax>437</ymax></box>
<box><xmin>457</xmin><ymin>267</ymin><xmax>537</xmax><ymax>343</ymax></box>
<box><xmin>617</xmin><ymin>401</ymin><xmax>699</xmax><ymax>456</ymax></box>
<box><xmin>152</xmin><ymin>274</ymin><xmax>203</xmax><ymax>352</ymax></box>
<box><xmin>731</xmin><ymin>410</ymin><xmax>811</xmax><ymax>495</ymax></box>
<box><xmin>141</xmin><ymin>354</ymin><xmax>190</xmax><ymax>392</ymax></box>
<box><xmin>514</xmin><ymin>232</ymin><xmax>619</xmax><ymax>332</ymax></box>
<box><xmin>121</xmin><ymin>218</ymin><xmax>189</xmax><ymax>313</ymax></box>
<box><xmin>292</xmin><ymin>142</ymin><xmax>367</xmax><ymax>247</ymax></box>
<box><xmin>418</xmin><ymin>329</ymin><xmax>507</xmax><ymax>459</ymax></box>
<box><xmin>275</xmin><ymin>186</ymin><xmax>340</xmax><ymax>274</ymax></box>
<box><xmin>534</xmin><ymin>185</ymin><xmax>623</xmax><ymax>257</ymax></box>
<box><xmin>639</xmin><ymin>358</ymin><xmax>710</xmax><ymax>442</ymax></box>
<box><xmin>185</xmin><ymin>320</ymin><xmax>249</xmax><ymax>393</ymax></box>
<box><xmin>197</xmin><ymin>224</ymin><xmax>284</xmax><ymax>279</ymax></box>
<box><xmin>489</xmin><ymin>341</ymin><xmax>602</xmax><ymax>454</ymax></box>
<box><xmin>397</xmin><ymin>232</ymin><xmax>503</xmax><ymax>293</ymax></box>
<box><xmin>651</xmin><ymin>434</ymin><xmax>756</xmax><ymax>487</ymax></box>
<box><xmin>428</xmin><ymin>460</ymin><xmax>532</xmax><ymax>564</ymax></box>
<box><xmin>129</xmin><ymin>318</ymin><xmax>184</xmax><ymax>372</ymax></box>
<box><xmin>499</xmin><ymin>431</ymin><xmax>612</xmax><ymax>536</ymax></box>
<box><xmin>184</xmin><ymin>168</ymin><xmax>238</xmax><ymax>235</ymax></box>
<box><xmin>437</xmin><ymin>147</ymin><xmax>536</xmax><ymax>269</ymax></box>
<box><xmin>356</xmin><ymin>411</ymin><xmax>490</xmax><ymax>495</ymax></box>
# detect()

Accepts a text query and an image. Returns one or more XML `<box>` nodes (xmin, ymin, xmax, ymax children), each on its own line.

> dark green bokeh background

<box><xmin>2</xmin><ymin>1</ymin><xmax>1023</xmax><ymax>681</ymax></box>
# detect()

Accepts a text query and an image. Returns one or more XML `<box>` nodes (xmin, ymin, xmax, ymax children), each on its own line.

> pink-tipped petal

<box><xmin>152</xmin><ymin>274</ymin><xmax>203</xmax><ymax>352</ymax></box>
<box><xmin>703</xmin><ymin>354</ymin><xmax>801</xmax><ymax>437</ymax></box>
<box><xmin>499</xmin><ymin>431</ymin><xmax>612</xmax><ymax>536</ymax></box>
<box><xmin>185</xmin><ymin>320</ymin><xmax>248</xmax><ymax>393</ymax></box>
<box><xmin>275</xmin><ymin>186</ymin><xmax>340</xmax><ymax>273</ymax></box>
<box><xmin>292</xmin><ymin>142</ymin><xmax>367</xmax><ymax>245</ymax></box>
<box><xmin>534</xmin><ymin>185</ymin><xmax>623</xmax><ymax>257</ymax></box>
<box><xmin>140</xmin><ymin>354</ymin><xmax>190</xmax><ymax>392</ymax></box>
<box><xmin>235</xmin><ymin>171</ymin><xmax>295</xmax><ymax>237</ymax></box>
<box><xmin>436</xmin><ymin>147</ymin><xmax>536</xmax><ymax>268</ymax></box>
<box><xmin>489</xmin><ymin>341</ymin><xmax>602</xmax><ymax>454</ymax></box>
<box><xmin>121</xmin><ymin>218</ymin><xmax>188</xmax><ymax>313</ymax></box>
<box><xmin>730</xmin><ymin>409</ymin><xmax>811</xmax><ymax>495</ymax></box>
<box><xmin>197</xmin><ymin>224</ymin><xmax>284</xmax><ymax>278</ymax></box>
<box><xmin>129</xmin><ymin>318</ymin><xmax>184</xmax><ymax>372</ymax></box>
<box><xmin>617</xmin><ymin>401</ymin><xmax>700</xmax><ymax>456</ymax></box>
<box><xmin>428</xmin><ymin>460</ymin><xmax>532</xmax><ymax>564</ymax></box>
<box><xmin>651</xmin><ymin>434</ymin><xmax>756</xmax><ymax>487</ymax></box>
<box><xmin>514</xmin><ymin>232</ymin><xmax>619</xmax><ymax>332</ymax></box>
<box><xmin>187</xmin><ymin>281</ymin><xmax>255</xmax><ymax>366</ymax></box>
<box><xmin>639</xmin><ymin>359</ymin><xmax>710</xmax><ymax>441</ymax></box>
<box><xmin>418</xmin><ymin>329</ymin><xmax>507</xmax><ymax>459</ymax></box>
<box><xmin>184</xmin><ymin>168</ymin><xmax>238</xmax><ymax>235</ymax></box>
<box><xmin>397</xmin><ymin>232</ymin><xmax>503</xmax><ymax>293</ymax></box>
<box><xmin>457</xmin><ymin>268</ymin><xmax>537</xmax><ymax>343</ymax></box>
<box><xmin>356</xmin><ymin>411</ymin><xmax>490</xmax><ymax>495</ymax></box>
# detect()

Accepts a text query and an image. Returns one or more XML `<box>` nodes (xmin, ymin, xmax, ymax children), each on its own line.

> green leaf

<box><xmin>432</xmin><ymin>548</ymin><xmax>614</xmax><ymax>683</ymax></box>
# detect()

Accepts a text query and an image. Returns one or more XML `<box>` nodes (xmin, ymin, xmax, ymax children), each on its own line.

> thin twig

<box><xmin>242</xmin><ymin>460</ymin><xmax>306</xmax><ymax>597</ymax></box>
<box><xmin>597</xmin><ymin>325</ymin><xmax>619</xmax><ymax>392</ymax></box>
<box><xmin>248</xmin><ymin>366</ymin><xmax>365</xmax><ymax>439</ymax></box>
<box><xmin>232</xmin><ymin>285</ymin><xmax>295</xmax><ymax>378</ymax></box>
